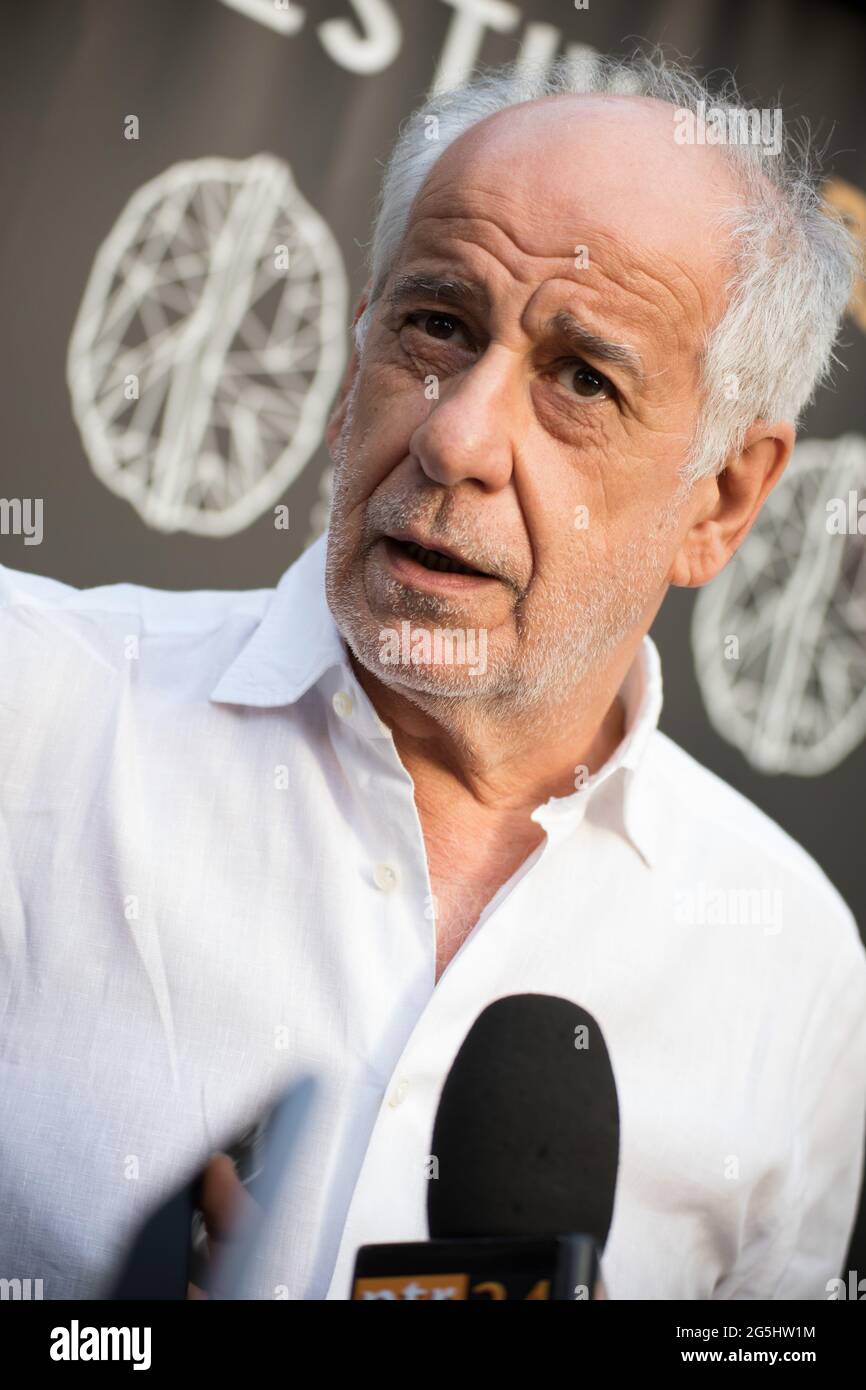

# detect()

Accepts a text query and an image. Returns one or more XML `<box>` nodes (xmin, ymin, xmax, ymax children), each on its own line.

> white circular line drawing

<box><xmin>692</xmin><ymin>434</ymin><xmax>866</xmax><ymax>776</ymax></box>
<box><xmin>67</xmin><ymin>154</ymin><xmax>347</xmax><ymax>536</ymax></box>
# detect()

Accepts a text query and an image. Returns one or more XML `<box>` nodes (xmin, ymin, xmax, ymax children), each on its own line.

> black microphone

<box><xmin>351</xmin><ymin>993</ymin><xmax>620</xmax><ymax>1300</ymax></box>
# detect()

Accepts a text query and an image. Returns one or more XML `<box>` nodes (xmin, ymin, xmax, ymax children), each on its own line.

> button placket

<box><xmin>332</xmin><ymin>689</ymin><xmax>354</xmax><ymax>720</ymax></box>
<box><xmin>387</xmin><ymin>1076</ymin><xmax>410</xmax><ymax>1108</ymax></box>
<box><xmin>373</xmin><ymin>861</ymin><xmax>399</xmax><ymax>893</ymax></box>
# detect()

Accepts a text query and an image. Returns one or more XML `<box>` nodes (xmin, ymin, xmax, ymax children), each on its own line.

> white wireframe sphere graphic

<box><xmin>692</xmin><ymin>434</ymin><xmax>866</xmax><ymax>776</ymax></box>
<box><xmin>67</xmin><ymin>154</ymin><xmax>347</xmax><ymax>536</ymax></box>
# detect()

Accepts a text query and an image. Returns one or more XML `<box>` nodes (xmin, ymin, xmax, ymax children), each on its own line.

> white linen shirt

<box><xmin>1</xmin><ymin>533</ymin><xmax>865</xmax><ymax>1302</ymax></box>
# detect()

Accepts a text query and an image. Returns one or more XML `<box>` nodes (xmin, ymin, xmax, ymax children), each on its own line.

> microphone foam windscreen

<box><xmin>427</xmin><ymin>994</ymin><xmax>619</xmax><ymax>1246</ymax></box>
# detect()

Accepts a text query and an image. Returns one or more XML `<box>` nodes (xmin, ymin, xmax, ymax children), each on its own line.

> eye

<box><xmin>405</xmin><ymin>311</ymin><xmax>471</xmax><ymax>345</ymax></box>
<box><xmin>555</xmin><ymin>361</ymin><xmax>615</xmax><ymax>400</ymax></box>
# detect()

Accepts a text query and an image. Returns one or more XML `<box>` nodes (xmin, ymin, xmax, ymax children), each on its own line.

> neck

<box><xmin>349</xmin><ymin>637</ymin><xmax>642</xmax><ymax>814</ymax></box>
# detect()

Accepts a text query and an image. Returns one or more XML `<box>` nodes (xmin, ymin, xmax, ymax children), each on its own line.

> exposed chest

<box><xmin>429</xmin><ymin>871</ymin><xmax>502</xmax><ymax>981</ymax></box>
<box><xmin>425</xmin><ymin>823</ymin><xmax>544</xmax><ymax>982</ymax></box>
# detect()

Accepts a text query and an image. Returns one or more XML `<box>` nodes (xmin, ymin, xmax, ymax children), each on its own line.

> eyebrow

<box><xmin>385</xmin><ymin>273</ymin><xmax>645</xmax><ymax>389</ymax></box>
<box><xmin>385</xmin><ymin>272</ymin><xmax>490</xmax><ymax>314</ymax></box>
<box><xmin>547</xmin><ymin>311</ymin><xmax>645</xmax><ymax>388</ymax></box>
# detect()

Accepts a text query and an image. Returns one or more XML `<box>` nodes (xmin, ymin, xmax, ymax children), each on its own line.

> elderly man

<box><xmin>1</xmin><ymin>54</ymin><xmax>865</xmax><ymax>1303</ymax></box>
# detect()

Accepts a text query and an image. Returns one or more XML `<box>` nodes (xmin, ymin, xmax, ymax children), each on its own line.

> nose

<box><xmin>409</xmin><ymin>345</ymin><xmax>520</xmax><ymax>491</ymax></box>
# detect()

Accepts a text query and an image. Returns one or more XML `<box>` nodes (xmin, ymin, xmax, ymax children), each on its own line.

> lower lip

<box><xmin>379</xmin><ymin>537</ymin><xmax>497</xmax><ymax>593</ymax></box>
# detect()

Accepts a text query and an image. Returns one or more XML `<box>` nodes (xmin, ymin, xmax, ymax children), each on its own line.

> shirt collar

<box><xmin>527</xmin><ymin>635</ymin><xmax>663</xmax><ymax>868</ymax></box>
<box><xmin>622</xmin><ymin>640</ymin><xmax>664</xmax><ymax>868</ymax></box>
<box><xmin>210</xmin><ymin>532</ymin><xmax>663</xmax><ymax>865</ymax></box>
<box><xmin>209</xmin><ymin>534</ymin><xmax>345</xmax><ymax>708</ymax></box>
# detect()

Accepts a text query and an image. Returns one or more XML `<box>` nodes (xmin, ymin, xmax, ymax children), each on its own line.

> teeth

<box><xmin>403</xmin><ymin>540</ymin><xmax>476</xmax><ymax>575</ymax></box>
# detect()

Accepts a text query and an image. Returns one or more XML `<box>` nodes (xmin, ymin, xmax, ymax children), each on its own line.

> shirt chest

<box><xmin>0</xmin><ymin>694</ymin><xmax>799</xmax><ymax>1298</ymax></box>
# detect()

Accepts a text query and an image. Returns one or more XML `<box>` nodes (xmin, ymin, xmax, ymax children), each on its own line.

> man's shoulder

<box><xmin>0</xmin><ymin>563</ymin><xmax>274</xmax><ymax>635</ymax></box>
<box><xmin>0</xmin><ymin>564</ymin><xmax>280</xmax><ymax>714</ymax></box>
<box><xmin>646</xmin><ymin>727</ymin><xmax>861</xmax><ymax>948</ymax></box>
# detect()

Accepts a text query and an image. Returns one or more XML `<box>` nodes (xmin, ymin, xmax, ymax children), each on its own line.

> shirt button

<box><xmin>332</xmin><ymin>690</ymin><xmax>354</xmax><ymax>719</ymax></box>
<box><xmin>388</xmin><ymin>1077</ymin><xmax>410</xmax><ymax>1108</ymax></box>
<box><xmin>373</xmin><ymin>862</ymin><xmax>399</xmax><ymax>893</ymax></box>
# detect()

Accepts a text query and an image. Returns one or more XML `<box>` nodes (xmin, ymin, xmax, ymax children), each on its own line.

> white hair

<box><xmin>353</xmin><ymin>50</ymin><xmax>857</xmax><ymax>483</ymax></box>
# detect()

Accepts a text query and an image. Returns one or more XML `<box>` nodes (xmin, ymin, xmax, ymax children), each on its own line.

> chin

<box><xmin>347</xmin><ymin>620</ymin><xmax>495</xmax><ymax>696</ymax></box>
<box><xmin>381</xmin><ymin>664</ymin><xmax>494</xmax><ymax>699</ymax></box>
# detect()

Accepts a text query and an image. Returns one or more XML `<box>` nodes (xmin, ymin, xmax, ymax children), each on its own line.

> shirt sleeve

<box><xmin>0</xmin><ymin>562</ymin><xmax>78</xmax><ymax>608</ymax></box>
<box><xmin>725</xmin><ymin>914</ymin><xmax>866</xmax><ymax>1300</ymax></box>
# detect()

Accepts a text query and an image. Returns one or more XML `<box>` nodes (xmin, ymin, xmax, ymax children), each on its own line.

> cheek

<box><xmin>514</xmin><ymin>424</ymin><xmax>629</xmax><ymax>554</ymax></box>
<box><xmin>339</xmin><ymin>361</ymin><xmax>426</xmax><ymax>501</ymax></box>
<box><xmin>516</xmin><ymin>434</ymin><xmax>671</xmax><ymax>591</ymax></box>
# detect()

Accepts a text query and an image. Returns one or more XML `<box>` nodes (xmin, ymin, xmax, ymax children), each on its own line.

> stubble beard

<box><xmin>325</xmin><ymin>383</ymin><xmax>684</xmax><ymax>733</ymax></box>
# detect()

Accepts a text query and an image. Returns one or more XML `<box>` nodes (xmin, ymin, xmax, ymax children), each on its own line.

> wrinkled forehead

<box><xmin>400</xmin><ymin>94</ymin><xmax>737</xmax><ymax>333</ymax></box>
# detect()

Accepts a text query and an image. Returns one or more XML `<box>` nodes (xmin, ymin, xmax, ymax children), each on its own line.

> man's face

<box><xmin>326</xmin><ymin>95</ymin><xmax>734</xmax><ymax>707</ymax></box>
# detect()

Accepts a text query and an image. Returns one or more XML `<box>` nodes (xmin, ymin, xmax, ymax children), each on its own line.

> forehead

<box><xmin>399</xmin><ymin>95</ymin><xmax>737</xmax><ymax>354</ymax></box>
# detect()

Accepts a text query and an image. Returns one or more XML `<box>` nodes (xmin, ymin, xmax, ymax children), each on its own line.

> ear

<box><xmin>325</xmin><ymin>286</ymin><xmax>370</xmax><ymax>455</ymax></box>
<box><xmin>668</xmin><ymin>419</ymin><xmax>795</xmax><ymax>588</ymax></box>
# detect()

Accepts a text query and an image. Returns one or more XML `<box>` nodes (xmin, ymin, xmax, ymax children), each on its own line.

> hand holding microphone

<box><xmin>109</xmin><ymin>999</ymin><xmax>616</xmax><ymax>1303</ymax></box>
<box><xmin>187</xmin><ymin>1153</ymin><xmax>260</xmax><ymax>1299</ymax></box>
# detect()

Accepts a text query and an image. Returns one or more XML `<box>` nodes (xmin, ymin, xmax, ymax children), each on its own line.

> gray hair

<box><xmin>354</xmin><ymin>50</ymin><xmax>857</xmax><ymax>483</ymax></box>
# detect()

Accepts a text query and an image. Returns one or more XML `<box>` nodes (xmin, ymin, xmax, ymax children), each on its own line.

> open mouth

<box><xmin>387</xmin><ymin>536</ymin><xmax>486</xmax><ymax>577</ymax></box>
